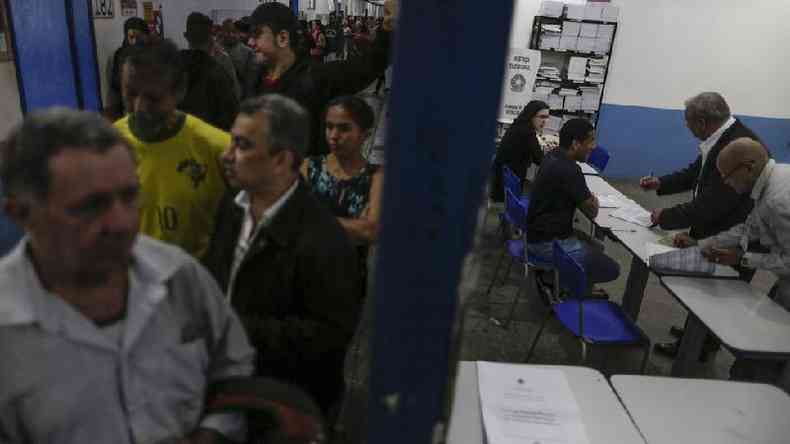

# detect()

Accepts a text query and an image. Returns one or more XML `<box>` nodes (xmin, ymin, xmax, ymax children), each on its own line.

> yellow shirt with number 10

<box><xmin>115</xmin><ymin>114</ymin><xmax>229</xmax><ymax>259</ymax></box>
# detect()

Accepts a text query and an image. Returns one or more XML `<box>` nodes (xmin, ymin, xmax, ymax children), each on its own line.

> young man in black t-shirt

<box><xmin>526</xmin><ymin>118</ymin><xmax>620</xmax><ymax>288</ymax></box>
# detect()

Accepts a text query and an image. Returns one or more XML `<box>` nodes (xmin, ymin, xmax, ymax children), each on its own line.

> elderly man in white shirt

<box><xmin>0</xmin><ymin>108</ymin><xmax>255</xmax><ymax>444</ymax></box>
<box><xmin>693</xmin><ymin>138</ymin><xmax>790</xmax><ymax>384</ymax></box>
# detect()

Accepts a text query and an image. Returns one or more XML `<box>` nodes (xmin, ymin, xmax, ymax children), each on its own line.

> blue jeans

<box><xmin>527</xmin><ymin>236</ymin><xmax>620</xmax><ymax>285</ymax></box>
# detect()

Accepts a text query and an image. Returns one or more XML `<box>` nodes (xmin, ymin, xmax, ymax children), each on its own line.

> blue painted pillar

<box><xmin>6</xmin><ymin>0</ymin><xmax>102</xmax><ymax>113</ymax></box>
<box><xmin>368</xmin><ymin>2</ymin><xmax>514</xmax><ymax>443</ymax></box>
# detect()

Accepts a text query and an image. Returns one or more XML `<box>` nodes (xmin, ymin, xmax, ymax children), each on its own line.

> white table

<box><xmin>611</xmin><ymin>375</ymin><xmax>790</xmax><ymax>444</ymax></box>
<box><xmin>578</xmin><ymin>161</ymin><xmax>600</xmax><ymax>176</ymax></box>
<box><xmin>446</xmin><ymin>361</ymin><xmax>645</xmax><ymax>444</ymax></box>
<box><xmin>582</xmin><ymin>176</ymin><xmax>738</xmax><ymax>319</ymax></box>
<box><xmin>661</xmin><ymin>276</ymin><xmax>790</xmax><ymax>376</ymax></box>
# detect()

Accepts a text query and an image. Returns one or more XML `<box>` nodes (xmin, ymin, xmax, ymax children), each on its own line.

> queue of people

<box><xmin>0</xmin><ymin>1</ymin><xmax>396</xmax><ymax>443</ymax></box>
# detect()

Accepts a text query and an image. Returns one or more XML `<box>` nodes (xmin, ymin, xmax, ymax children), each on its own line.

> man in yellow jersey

<box><xmin>115</xmin><ymin>40</ymin><xmax>229</xmax><ymax>259</ymax></box>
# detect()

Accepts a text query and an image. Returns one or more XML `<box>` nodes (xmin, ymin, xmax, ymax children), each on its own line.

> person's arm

<box><xmin>656</xmin><ymin>166</ymin><xmax>750</xmax><ymax>231</ymax></box>
<box><xmin>656</xmin><ymin>156</ymin><xmax>701</xmax><ymax>196</ymax></box>
<box><xmin>736</xmin><ymin>199</ymin><xmax>790</xmax><ymax>276</ymax></box>
<box><xmin>184</xmin><ymin>261</ymin><xmax>256</xmax><ymax>442</ymax></box>
<box><xmin>698</xmin><ymin>222</ymin><xmax>748</xmax><ymax>250</ymax></box>
<box><xmin>338</xmin><ymin>168</ymin><xmax>383</xmax><ymax>244</ymax></box>
<box><xmin>316</xmin><ymin>28</ymin><xmax>391</xmax><ymax>100</ymax></box>
<box><xmin>579</xmin><ymin>194</ymin><xmax>599</xmax><ymax>220</ymax></box>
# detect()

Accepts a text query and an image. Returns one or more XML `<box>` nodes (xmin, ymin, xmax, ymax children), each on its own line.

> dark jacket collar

<box><xmin>242</xmin><ymin>179</ymin><xmax>312</xmax><ymax>257</ymax></box>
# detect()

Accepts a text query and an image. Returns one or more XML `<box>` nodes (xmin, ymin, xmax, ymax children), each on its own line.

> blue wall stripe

<box><xmin>597</xmin><ymin>103</ymin><xmax>790</xmax><ymax>179</ymax></box>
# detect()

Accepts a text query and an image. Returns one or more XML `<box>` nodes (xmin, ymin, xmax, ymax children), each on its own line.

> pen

<box><xmin>611</xmin><ymin>229</ymin><xmax>637</xmax><ymax>233</ymax></box>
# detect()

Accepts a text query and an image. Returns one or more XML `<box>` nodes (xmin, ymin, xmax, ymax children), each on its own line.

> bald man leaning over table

<box><xmin>679</xmin><ymin>138</ymin><xmax>790</xmax><ymax>386</ymax></box>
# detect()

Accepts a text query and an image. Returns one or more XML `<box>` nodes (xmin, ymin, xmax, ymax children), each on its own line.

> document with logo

<box><xmin>477</xmin><ymin>361</ymin><xmax>591</xmax><ymax>444</ymax></box>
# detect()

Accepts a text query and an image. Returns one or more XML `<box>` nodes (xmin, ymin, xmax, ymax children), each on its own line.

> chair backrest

<box><xmin>502</xmin><ymin>165</ymin><xmax>521</xmax><ymax>197</ymax></box>
<box><xmin>552</xmin><ymin>240</ymin><xmax>588</xmax><ymax>300</ymax></box>
<box><xmin>587</xmin><ymin>145</ymin><xmax>610</xmax><ymax>172</ymax></box>
<box><xmin>505</xmin><ymin>189</ymin><xmax>529</xmax><ymax>233</ymax></box>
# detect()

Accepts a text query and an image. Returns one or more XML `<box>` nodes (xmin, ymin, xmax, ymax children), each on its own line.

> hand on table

<box><xmin>650</xmin><ymin>208</ymin><xmax>662</xmax><ymax>226</ymax></box>
<box><xmin>701</xmin><ymin>247</ymin><xmax>743</xmax><ymax>266</ymax></box>
<box><xmin>639</xmin><ymin>176</ymin><xmax>660</xmax><ymax>190</ymax></box>
<box><xmin>672</xmin><ymin>232</ymin><xmax>697</xmax><ymax>248</ymax></box>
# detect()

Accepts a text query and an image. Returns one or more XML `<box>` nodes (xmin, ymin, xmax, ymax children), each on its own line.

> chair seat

<box><xmin>506</xmin><ymin>240</ymin><xmax>553</xmax><ymax>268</ymax></box>
<box><xmin>553</xmin><ymin>300</ymin><xmax>644</xmax><ymax>343</ymax></box>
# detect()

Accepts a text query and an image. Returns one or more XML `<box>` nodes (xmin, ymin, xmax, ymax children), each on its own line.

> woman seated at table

<box><xmin>490</xmin><ymin>100</ymin><xmax>550</xmax><ymax>202</ymax></box>
<box><xmin>301</xmin><ymin>95</ymin><xmax>383</xmax><ymax>244</ymax></box>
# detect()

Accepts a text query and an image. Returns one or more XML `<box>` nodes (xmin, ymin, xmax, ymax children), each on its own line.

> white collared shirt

<box><xmin>0</xmin><ymin>236</ymin><xmax>255</xmax><ymax>443</ymax></box>
<box><xmin>227</xmin><ymin>179</ymin><xmax>299</xmax><ymax>300</ymax></box>
<box><xmin>696</xmin><ymin>116</ymin><xmax>736</xmax><ymax>194</ymax></box>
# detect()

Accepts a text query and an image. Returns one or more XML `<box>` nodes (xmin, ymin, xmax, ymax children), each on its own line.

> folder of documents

<box><xmin>580</xmin><ymin>23</ymin><xmax>599</xmax><ymax>38</ymax></box>
<box><xmin>648</xmin><ymin>247</ymin><xmax>716</xmax><ymax>276</ymax></box>
<box><xmin>549</xmin><ymin>94</ymin><xmax>564</xmax><ymax>110</ymax></box>
<box><xmin>576</xmin><ymin>37</ymin><xmax>596</xmax><ymax>53</ymax></box>
<box><xmin>564</xmin><ymin>95</ymin><xmax>582</xmax><ymax>112</ymax></box>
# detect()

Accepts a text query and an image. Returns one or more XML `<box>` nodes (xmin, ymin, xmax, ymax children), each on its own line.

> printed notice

<box><xmin>477</xmin><ymin>361</ymin><xmax>590</xmax><ymax>444</ymax></box>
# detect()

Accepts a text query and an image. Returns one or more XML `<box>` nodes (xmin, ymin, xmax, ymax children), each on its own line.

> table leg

<box><xmin>621</xmin><ymin>256</ymin><xmax>649</xmax><ymax>321</ymax></box>
<box><xmin>671</xmin><ymin>314</ymin><xmax>706</xmax><ymax>376</ymax></box>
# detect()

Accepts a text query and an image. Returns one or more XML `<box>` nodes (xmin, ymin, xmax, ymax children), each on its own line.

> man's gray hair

<box><xmin>239</xmin><ymin>94</ymin><xmax>310</xmax><ymax>170</ymax></box>
<box><xmin>0</xmin><ymin>108</ymin><xmax>129</xmax><ymax>200</ymax></box>
<box><xmin>684</xmin><ymin>92</ymin><xmax>731</xmax><ymax>123</ymax></box>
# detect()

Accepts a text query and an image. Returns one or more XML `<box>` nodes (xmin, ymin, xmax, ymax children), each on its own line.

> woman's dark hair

<box><xmin>325</xmin><ymin>96</ymin><xmax>375</xmax><ymax>131</ymax></box>
<box><xmin>512</xmin><ymin>100</ymin><xmax>549</xmax><ymax>132</ymax></box>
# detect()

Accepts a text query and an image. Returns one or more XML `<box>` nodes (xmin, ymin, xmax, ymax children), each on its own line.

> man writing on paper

<box><xmin>638</xmin><ymin>92</ymin><xmax>761</xmax><ymax>357</ymax></box>
<box><xmin>690</xmin><ymin>139</ymin><xmax>790</xmax><ymax>384</ymax></box>
<box><xmin>526</xmin><ymin>118</ymin><xmax>620</xmax><ymax>292</ymax></box>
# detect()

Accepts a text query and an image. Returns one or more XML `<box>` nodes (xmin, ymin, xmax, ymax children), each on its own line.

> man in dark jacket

<box><xmin>243</xmin><ymin>1</ymin><xmax>396</xmax><ymax>156</ymax></box>
<box><xmin>639</xmin><ymin>92</ymin><xmax>762</xmax><ymax>357</ymax></box>
<box><xmin>180</xmin><ymin>12</ymin><xmax>240</xmax><ymax>130</ymax></box>
<box><xmin>204</xmin><ymin>94</ymin><xmax>361</xmax><ymax>414</ymax></box>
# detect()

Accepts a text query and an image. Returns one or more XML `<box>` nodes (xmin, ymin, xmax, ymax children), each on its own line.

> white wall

<box><xmin>0</xmin><ymin>62</ymin><xmax>22</xmax><ymax>139</ymax></box>
<box><xmin>603</xmin><ymin>0</ymin><xmax>790</xmax><ymax>119</ymax></box>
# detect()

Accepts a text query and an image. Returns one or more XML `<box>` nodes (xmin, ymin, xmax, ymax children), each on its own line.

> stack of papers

<box><xmin>539</xmin><ymin>0</ymin><xmax>565</xmax><ymax>18</ymax></box>
<box><xmin>568</xmin><ymin>57</ymin><xmax>588</xmax><ymax>81</ymax></box>
<box><xmin>534</xmin><ymin>80</ymin><xmax>560</xmax><ymax>95</ymax></box>
<box><xmin>549</xmin><ymin>94</ymin><xmax>565</xmax><ymax>110</ymax></box>
<box><xmin>595</xmin><ymin>25</ymin><xmax>615</xmax><ymax>53</ymax></box>
<box><xmin>596</xmin><ymin>194</ymin><xmax>623</xmax><ymax>208</ymax></box>
<box><xmin>610</xmin><ymin>205</ymin><xmax>653</xmax><ymax>227</ymax></box>
<box><xmin>566</xmin><ymin>4</ymin><xmax>585</xmax><ymax>21</ymax></box>
<box><xmin>539</xmin><ymin>24</ymin><xmax>562</xmax><ymax>50</ymax></box>
<box><xmin>580</xmin><ymin>23</ymin><xmax>598</xmax><ymax>38</ymax></box>
<box><xmin>580</xmin><ymin>86</ymin><xmax>601</xmax><ymax>110</ymax></box>
<box><xmin>560</xmin><ymin>36</ymin><xmax>578</xmax><ymax>51</ymax></box>
<box><xmin>601</xmin><ymin>5</ymin><xmax>620</xmax><ymax>22</ymax></box>
<box><xmin>584</xmin><ymin>4</ymin><xmax>603</xmax><ymax>21</ymax></box>
<box><xmin>477</xmin><ymin>362</ymin><xmax>591</xmax><ymax>444</ymax></box>
<box><xmin>559</xmin><ymin>88</ymin><xmax>580</xmax><ymax>96</ymax></box>
<box><xmin>564</xmin><ymin>95</ymin><xmax>582</xmax><ymax>112</ymax></box>
<box><xmin>532</xmin><ymin>92</ymin><xmax>550</xmax><ymax>104</ymax></box>
<box><xmin>648</xmin><ymin>246</ymin><xmax>716</xmax><ymax>276</ymax></box>
<box><xmin>538</xmin><ymin>65</ymin><xmax>562</xmax><ymax>81</ymax></box>
<box><xmin>576</xmin><ymin>37</ymin><xmax>596</xmax><ymax>53</ymax></box>
<box><xmin>562</xmin><ymin>21</ymin><xmax>581</xmax><ymax>37</ymax></box>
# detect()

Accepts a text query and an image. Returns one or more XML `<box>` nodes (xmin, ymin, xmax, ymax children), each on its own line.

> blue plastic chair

<box><xmin>524</xmin><ymin>240</ymin><xmax>651</xmax><ymax>371</ymax></box>
<box><xmin>587</xmin><ymin>145</ymin><xmax>610</xmax><ymax>173</ymax></box>
<box><xmin>484</xmin><ymin>189</ymin><xmax>555</xmax><ymax>329</ymax></box>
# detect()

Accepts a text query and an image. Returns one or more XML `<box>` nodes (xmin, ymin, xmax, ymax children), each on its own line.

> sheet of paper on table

<box><xmin>477</xmin><ymin>361</ymin><xmax>591</xmax><ymax>444</ymax></box>
<box><xmin>596</xmin><ymin>194</ymin><xmax>622</xmax><ymax>208</ymax></box>
<box><xmin>609</xmin><ymin>205</ymin><xmax>653</xmax><ymax>227</ymax></box>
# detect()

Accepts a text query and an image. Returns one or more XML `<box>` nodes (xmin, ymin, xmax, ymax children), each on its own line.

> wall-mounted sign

<box><xmin>121</xmin><ymin>0</ymin><xmax>137</xmax><ymax>16</ymax></box>
<box><xmin>498</xmin><ymin>48</ymin><xmax>541</xmax><ymax>124</ymax></box>
<box><xmin>93</xmin><ymin>0</ymin><xmax>115</xmax><ymax>19</ymax></box>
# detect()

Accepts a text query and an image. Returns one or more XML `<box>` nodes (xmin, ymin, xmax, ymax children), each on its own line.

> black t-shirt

<box><xmin>526</xmin><ymin>149</ymin><xmax>592</xmax><ymax>243</ymax></box>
